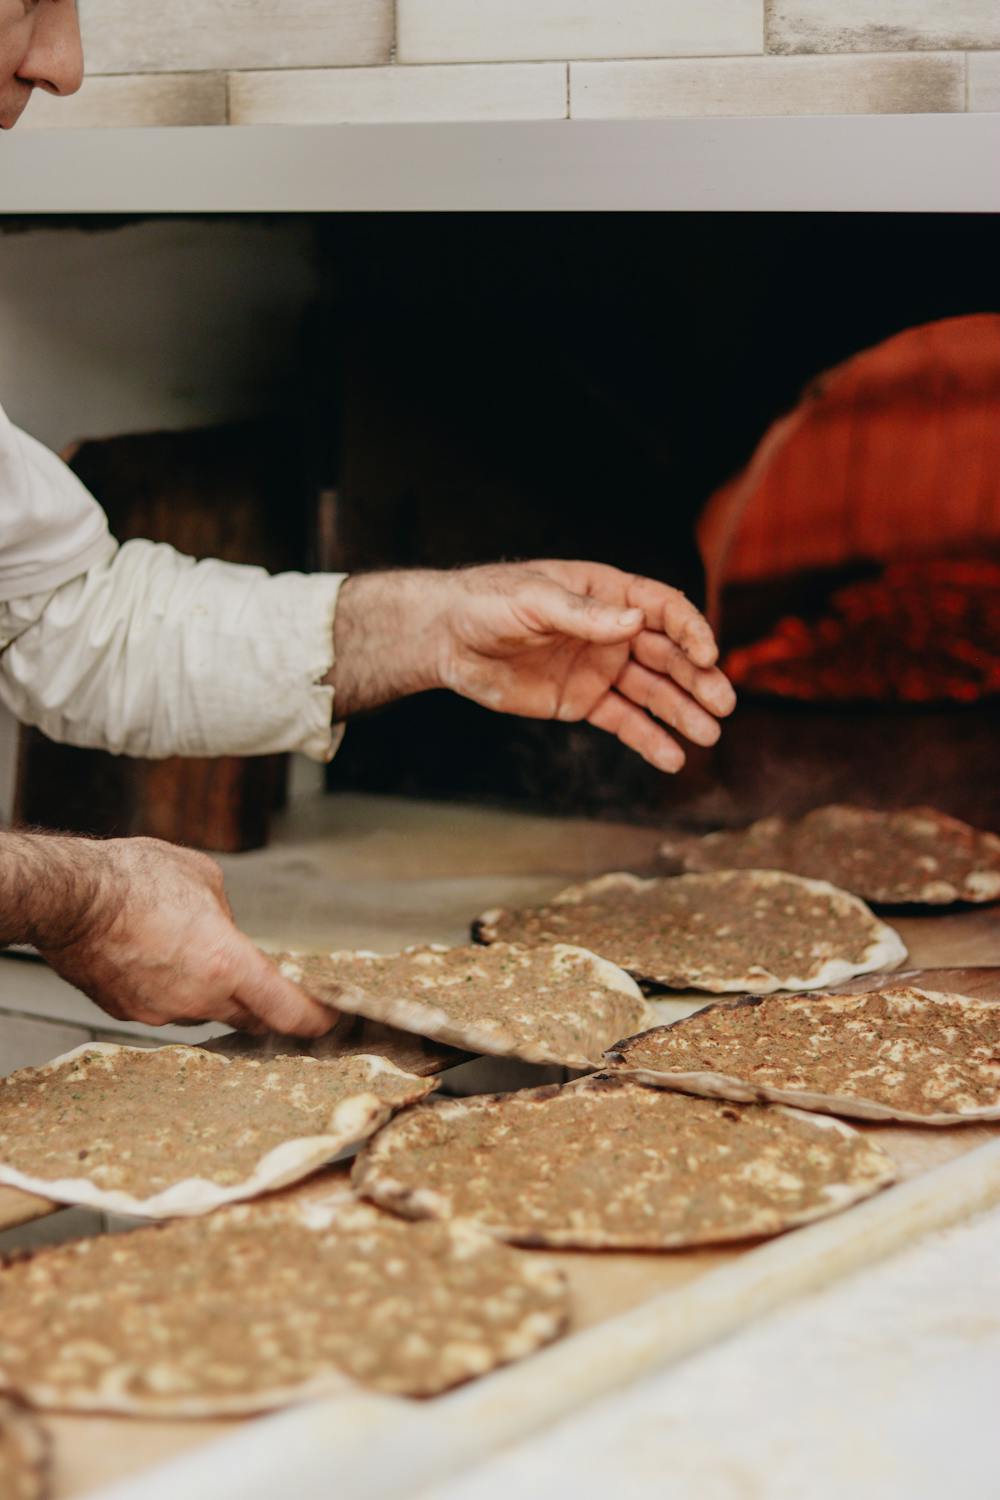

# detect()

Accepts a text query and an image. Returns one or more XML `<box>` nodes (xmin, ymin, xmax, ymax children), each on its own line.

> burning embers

<box><xmin>699</xmin><ymin>315</ymin><xmax>1000</xmax><ymax>711</ymax></box>
<box><xmin>724</xmin><ymin>559</ymin><xmax>1000</xmax><ymax>705</ymax></box>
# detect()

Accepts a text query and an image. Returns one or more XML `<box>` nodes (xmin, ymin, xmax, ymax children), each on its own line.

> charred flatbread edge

<box><xmin>473</xmin><ymin>870</ymin><xmax>907</xmax><ymax>994</ymax></box>
<box><xmin>279</xmin><ymin>943</ymin><xmax>656</xmax><ymax>1068</ymax></box>
<box><xmin>0</xmin><ymin>1043</ymin><xmax>436</xmax><ymax>1219</ymax></box>
<box><xmin>0</xmin><ymin>1186</ymin><xmax>570</xmax><ymax>1415</ymax></box>
<box><xmin>605</xmin><ymin>987</ymin><xmax>1000</xmax><ymax>1125</ymax></box>
<box><xmin>353</xmin><ymin>1075</ymin><xmax>898</xmax><ymax>1249</ymax></box>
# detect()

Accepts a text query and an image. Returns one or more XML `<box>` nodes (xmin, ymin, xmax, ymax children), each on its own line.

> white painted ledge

<box><xmin>0</xmin><ymin>113</ymin><xmax>998</xmax><ymax>212</ymax></box>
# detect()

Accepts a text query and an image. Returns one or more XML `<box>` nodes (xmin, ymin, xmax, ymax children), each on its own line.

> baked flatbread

<box><xmin>0</xmin><ymin>1044</ymin><xmax>435</xmax><ymax>1218</ymax></box>
<box><xmin>473</xmin><ymin>870</ymin><xmax>906</xmax><ymax>993</ymax></box>
<box><xmin>606</xmin><ymin>986</ymin><xmax>1000</xmax><ymax>1124</ymax></box>
<box><xmin>353</xmin><ymin>1075</ymin><xmax>895</xmax><ymax>1249</ymax></box>
<box><xmin>660</xmin><ymin>805</ymin><xmax>1000</xmax><ymax>906</ymax></box>
<box><xmin>276</xmin><ymin>943</ymin><xmax>654</xmax><ymax>1069</ymax></box>
<box><xmin>0</xmin><ymin>1399</ymin><xmax>48</xmax><ymax>1500</ymax></box>
<box><xmin>0</xmin><ymin>1179</ymin><xmax>568</xmax><ymax>1414</ymax></box>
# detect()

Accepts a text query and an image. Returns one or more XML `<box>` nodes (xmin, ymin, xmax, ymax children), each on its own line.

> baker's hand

<box><xmin>330</xmin><ymin>561</ymin><xmax>735</xmax><ymax>771</ymax></box>
<box><xmin>28</xmin><ymin>835</ymin><xmax>334</xmax><ymax>1035</ymax></box>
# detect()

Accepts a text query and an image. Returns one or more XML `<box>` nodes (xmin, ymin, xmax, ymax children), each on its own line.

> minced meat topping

<box><xmin>476</xmin><ymin>872</ymin><xmax>893</xmax><ymax>991</ymax></box>
<box><xmin>280</xmin><ymin>943</ymin><xmax>647</xmax><ymax>1066</ymax></box>
<box><xmin>0</xmin><ymin>1189</ymin><xmax>568</xmax><ymax>1409</ymax></box>
<box><xmin>662</xmin><ymin>805</ymin><xmax>1000</xmax><ymax>905</ymax></box>
<box><xmin>354</xmin><ymin>1076</ymin><xmax>894</xmax><ymax>1249</ymax></box>
<box><xmin>611</xmin><ymin>987</ymin><xmax>1000</xmax><ymax>1118</ymax></box>
<box><xmin>0</xmin><ymin>1048</ymin><xmax>431</xmax><ymax>1197</ymax></box>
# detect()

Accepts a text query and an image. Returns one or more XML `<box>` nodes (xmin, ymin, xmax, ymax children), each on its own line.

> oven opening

<box><xmin>8</xmin><ymin>210</ymin><xmax>1000</xmax><ymax>848</ymax></box>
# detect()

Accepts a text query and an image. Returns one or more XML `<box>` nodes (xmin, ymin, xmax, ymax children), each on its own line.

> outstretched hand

<box><xmin>331</xmin><ymin>561</ymin><xmax>735</xmax><ymax>771</ymax></box>
<box><xmin>438</xmin><ymin>561</ymin><xmax>735</xmax><ymax>771</ymax></box>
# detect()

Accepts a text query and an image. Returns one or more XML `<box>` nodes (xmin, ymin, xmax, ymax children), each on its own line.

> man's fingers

<box><xmin>632</xmin><ymin>631</ymin><xmax>737</xmax><ymax>717</ymax></box>
<box><xmin>588</xmin><ymin>690</ymin><xmax>685</xmax><ymax>773</ymax></box>
<box><xmin>232</xmin><ymin>941</ymin><xmax>337</xmax><ymax>1038</ymax></box>
<box><xmin>615</xmin><ymin>661</ymin><xmax>722</xmax><ymax>748</ymax></box>
<box><xmin>521</xmin><ymin>581</ymin><xmax>644</xmax><ymax>645</ymax></box>
<box><xmin>627</xmin><ymin>578</ymin><xmax>719</xmax><ymax>669</ymax></box>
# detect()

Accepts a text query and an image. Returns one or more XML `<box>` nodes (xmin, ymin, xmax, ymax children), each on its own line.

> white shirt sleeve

<box><xmin>0</xmin><ymin>405</ymin><xmax>346</xmax><ymax>762</ymax></box>
<box><xmin>0</xmin><ymin>541</ymin><xmax>347</xmax><ymax>761</ymax></box>
<box><xmin>0</xmin><ymin>403</ymin><xmax>117</xmax><ymax>600</ymax></box>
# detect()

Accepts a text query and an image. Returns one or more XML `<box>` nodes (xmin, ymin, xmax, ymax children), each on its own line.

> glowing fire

<box><xmin>724</xmin><ymin>559</ymin><xmax>1000</xmax><ymax>705</ymax></box>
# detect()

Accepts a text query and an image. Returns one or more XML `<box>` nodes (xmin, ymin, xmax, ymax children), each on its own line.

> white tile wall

<box><xmin>571</xmin><ymin>51</ymin><xmax>965</xmax><ymax>117</ymax></box>
<box><xmin>22</xmin><ymin>72</ymin><xmax>227</xmax><ymax>129</ymax></box>
<box><xmin>968</xmin><ymin>51</ymin><xmax>1000</xmax><ymax>108</ymax></box>
<box><xmin>230</xmin><ymin>63</ymin><xmax>568</xmax><ymax>124</ymax></box>
<box><xmin>81</xmin><ymin>0</ymin><xmax>392</xmax><ymax>75</ymax></box>
<box><xmin>397</xmin><ymin>0</ymin><xmax>764</xmax><ymax>64</ymax></box>
<box><xmin>11</xmin><ymin>3</ymin><xmax>996</xmax><ymax>125</ymax></box>
<box><xmin>767</xmin><ymin>0</ymin><xmax>1000</xmax><ymax>54</ymax></box>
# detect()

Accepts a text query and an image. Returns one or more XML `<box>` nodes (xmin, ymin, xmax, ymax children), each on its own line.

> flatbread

<box><xmin>473</xmin><ymin>870</ymin><xmax>906</xmax><ymax>994</ymax></box>
<box><xmin>0</xmin><ymin>1399</ymin><xmax>49</xmax><ymax>1500</ymax></box>
<box><xmin>275</xmin><ymin>943</ymin><xmax>654</xmax><ymax>1069</ymax></box>
<box><xmin>660</xmin><ymin>805</ymin><xmax>1000</xmax><ymax>906</ymax></box>
<box><xmin>353</xmin><ymin>1075</ymin><xmax>895</xmax><ymax>1249</ymax></box>
<box><xmin>0</xmin><ymin>1044</ymin><xmax>436</xmax><ymax>1218</ymax></box>
<box><xmin>606</xmin><ymin>986</ymin><xmax>1000</xmax><ymax>1124</ymax></box>
<box><xmin>0</xmin><ymin>1179</ymin><xmax>568</xmax><ymax>1414</ymax></box>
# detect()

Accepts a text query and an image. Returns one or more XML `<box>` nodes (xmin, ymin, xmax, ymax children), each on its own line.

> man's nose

<box><xmin>19</xmin><ymin>1</ymin><xmax>84</xmax><ymax>98</ymax></box>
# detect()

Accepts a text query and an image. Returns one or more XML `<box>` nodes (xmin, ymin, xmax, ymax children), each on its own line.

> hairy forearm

<box><xmin>0</xmin><ymin>830</ymin><xmax>109</xmax><ymax>951</ymax></box>
<box><xmin>327</xmin><ymin>570</ymin><xmax>450</xmax><ymax>719</ymax></box>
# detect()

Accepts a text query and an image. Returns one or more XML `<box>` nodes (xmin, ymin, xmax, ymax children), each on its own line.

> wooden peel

<box><xmin>204</xmin><ymin>1015</ymin><xmax>465</xmax><ymax>1077</ymax></box>
<box><xmin>0</xmin><ymin>1184</ymin><xmax>58</xmax><ymax>1236</ymax></box>
<box><xmin>828</xmin><ymin>966</ymin><xmax>1000</xmax><ymax>1001</ymax></box>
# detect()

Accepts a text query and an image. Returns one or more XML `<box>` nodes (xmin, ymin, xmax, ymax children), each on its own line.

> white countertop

<box><xmin>427</xmin><ymin>1203</ymin><xmax>1000</xmax><ymax>1500</ymax></box>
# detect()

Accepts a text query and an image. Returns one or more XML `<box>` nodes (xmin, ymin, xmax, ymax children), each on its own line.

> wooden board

<box><xmin>0</xmin><ymin>1183</ymin><xmax>56</xmax><ymax>1234</ymax></box>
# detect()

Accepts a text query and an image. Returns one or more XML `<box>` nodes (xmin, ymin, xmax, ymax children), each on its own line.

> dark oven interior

<box><xmin>15</xmin><ymin>212</ymin><xmax>1000</xmax><ymax>848</ymax></box>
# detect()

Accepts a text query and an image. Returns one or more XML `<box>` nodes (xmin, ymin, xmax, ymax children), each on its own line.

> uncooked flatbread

<box><xmin>0</xmin><ymin>1399</ymin><xmax>48</xmax><ymax>1500</ymax></box>
<box><xmin>606</xmin><ymin>986</ymin><xmax>1000</xmax><ymax>1124</ymax></box>
<box><xmin>353</xmin><ymin>1075</ymin><xmax>895</xmax><ymax>1249</ymax></box>
<box><xmin>0</xmin><ymin>1179</ymin><xmax>568</xmax><ymax>1414</ymax></box>
<box><xmin>276</xmin><ymin>943</ymin><xmax>654</xmax><ymax>1069</ymax></box>
<box><xmin>660</xmin><ymin>805</ymin><xmax>1000</xmax><ymax>906</ymax></box>
<box><xmin>0</xmin><ymin>1043</ymin><xmax>435</xmax><ymax>1218</ymax></box>
<box><xmin>473</xmin><ymin>870</ymin><xmax>906</xmax><ymax>993</ymax></box>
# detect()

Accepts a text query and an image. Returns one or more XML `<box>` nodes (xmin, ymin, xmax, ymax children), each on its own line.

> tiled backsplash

<box><xmin>19</xmin><ymin>0</ymin><xmax>1000</xmax><ymax>127</ymax></box>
